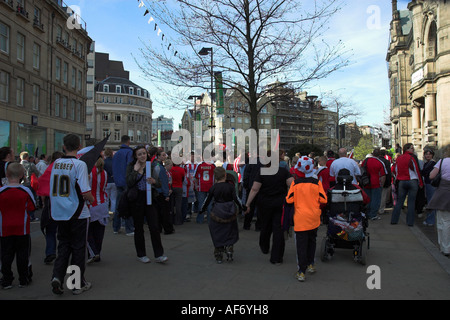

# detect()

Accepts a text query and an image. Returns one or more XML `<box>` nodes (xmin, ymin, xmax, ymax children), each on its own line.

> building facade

<box><xmin>181</xmin><ymin>83</ymin><xmax>340</xmax><ymax>153</ymax></box>
<box><xmin>387</xmin><ymin>0</ymin><xmax>450</xmax><ymax>156</ymax></box>
<box><xmin>0</xmin><ymin>0</ymin><xmax>92</xmax><ymax>155</ymax></box>
<box><xmin>94</xmin><ymin>77</ymin><xmax>153</xmax><ymax>150</ymax></box>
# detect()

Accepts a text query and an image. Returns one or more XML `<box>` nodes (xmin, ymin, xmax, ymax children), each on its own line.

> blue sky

<box><xmin>70</xmin><ymin>0</ymin><xmax>410</xmax><ymax>129</ymax></box>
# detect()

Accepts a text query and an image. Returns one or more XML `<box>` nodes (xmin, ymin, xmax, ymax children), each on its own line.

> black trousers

<box><xmin>1</xmin><ymin>234</ymin><xmax>31</xmax><ymax>285</ymax></box>
<box><xmin>87</xmin><ymin>220</ymin><xmax>105</xmax><ymax>258</ymax></box>
<box><xmin>131</xmin><ymin>191</ymin><xmax>164</xmax><ymax>258</ymax></box>
<box><xmin>52</xmin><ymin>218</ymin><xmax>88</xmax><ymax>283</ymax></box>
<box><xmin>155</xmin><ymin>194</ymin><xmax>174</xmax><ymax>233</ymax></box>
<box><xmin>257</xmin><ymin>200</ymin><xmax>285</xmax><ymax>263</ymax></box>
<box><xmin>295</xmin><ymin>228</ymin><xmax>318</xmax><ymax>273</ymax></box>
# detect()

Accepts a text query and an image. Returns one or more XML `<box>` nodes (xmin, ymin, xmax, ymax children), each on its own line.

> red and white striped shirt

<box><xmin>89</xmin><ymin>167</ymin><xmax>108</xmax><ymax>207</ymax></box>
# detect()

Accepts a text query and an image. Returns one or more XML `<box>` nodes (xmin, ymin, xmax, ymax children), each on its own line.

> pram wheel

<box><xmin>320</xmin><ymin>236</ymin><xmax>333</xmax><ymax>262</ymax></box>
<box><xmin>353</xmin><ymin>238</ymin><xmax>368</xmax><ymax>265</ymax></box>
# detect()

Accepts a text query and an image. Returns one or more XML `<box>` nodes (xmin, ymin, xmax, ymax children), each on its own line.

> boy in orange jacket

<box><xmin>286</xmin><ymin>156</ymin><xmax>327</xmax><ymax>282</ymax></box>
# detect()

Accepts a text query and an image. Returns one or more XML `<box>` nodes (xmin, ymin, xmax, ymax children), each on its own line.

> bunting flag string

<box><xmin>137</xmin><ymin>0</ymin><xmax>201</xmax><ymax>68</ymax></box>
<box><xmin>137</xmin><ymin>0</ymin><xmax>204</xmax><ymax>82</ymax></box>
<box><xmin>137</xmin><ymin>0</ymin><xmax>180</xmax><ymax>59</ymax></box>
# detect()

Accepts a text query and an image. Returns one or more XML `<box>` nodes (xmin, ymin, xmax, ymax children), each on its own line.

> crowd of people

<box><xmin>0</xmin><ymin>133</ymin><xmax>449</xmax><ymax>292</ymax></box>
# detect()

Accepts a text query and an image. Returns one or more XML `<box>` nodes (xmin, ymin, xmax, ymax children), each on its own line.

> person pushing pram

<box><xmin>321</xmin><ymin>169</ymin><xmax>371</xmax><ymax>265</ymax></box>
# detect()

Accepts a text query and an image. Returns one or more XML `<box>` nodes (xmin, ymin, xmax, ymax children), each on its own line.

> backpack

<box><xmin>359</xmin><ymin>159</ymin><xmax>371</xmax><ymax>188</ymax></box>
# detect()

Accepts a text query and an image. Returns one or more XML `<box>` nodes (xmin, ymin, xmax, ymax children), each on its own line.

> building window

<box><xmin>72</xmin><ymin>38</ymin><xmax>77</xmax><ymax>52</ymax></box>
<box><xmin>102</xmin><ymin>113</ymin><xmax>109</xmax><ymax>121</ymax></box>
<box><xmin>62</xmin><ymin>96</ymin><xmax>67</xmax><ymax>118</ymax></box>
<box><xmin>128</xmin><ymin>130</ymin><xmax>134</xmax><ymax>142</ymax></box>
<box><xmin>393</xmin><ymin>78</ymin><xmax>399</xmax><ymax>106</ymax></box>
<box><xmin>115</xmin><ymin>114</ymin><xmax>122</xmax><ymax>121</ymax></box>
<box><xmin>114</xmin><ymin>129</ymin><xmax>121</xmax><ymax>141</ymax></box>
<box><xmin>77</xmin><ymin>70</ymin><xmax>82</xmax><ymax>91</ymax></box>
<box><xmin>56</xmin><ymin>25</ymin><xmax>62</xmax><ymax>41</ymax></box>
<box><xmin>55</xmin><ymin>93</ymin><xmax>60</xmax><ymax>117</ymax></box>
<box><xmin>116</xmin><ymin>85</ymin><xmax>121</xmax><ymax>93</ymax></box>
<box><xmin>55</xmin><ymin>57</ymin><xmax>61</xmax><ymax>80</ymax></box>
<box><xmin>76</xmin><ymin>102</ymin><xmax>81</xmax><ymax>122</ymax></box>
<box><xmin>71</xmin><ymin>67</ymin><xmax>76</xmax><ymax>88</ymax></box>
<box><xmin>34</xmin><ymin>7</ymin><xmax>41</xmax><ymax>24</ymax></box>
<box><xmin>137</xmin><ymin>88</ymin><xmax>141</xmax><ymax>96</ymax></box>
<box><xmin>16</xmin><ymin>78</ymin><xmax>24</xmax><ymax>107</ymax></box>
<box><xmin>32</xmin><ymin>85</ymin><xmax>40</xmax><ymax>110</ymax></box>
<box><xmin>0</xmin><ymin>22</ymin><xmax>9</xmax><ymax>54</ymax></box>
<box><xmin>70</xmin><ymin>100</ymin><xmax>75</xmax><ymax>120</ymax></box>
<box><xmin>137</xmin><ymin>130</ymin><xmax>142</xmax><ymax>142</ymax></box>
<box><xmin>33</xmin><ymin>43</ymin><xmax>40</xmax><ymax>70</ymax></box>
<box><xmin>103</xmin><ymin>84</ymin><xmax>109</xmax><ymax>93</ymax></box>
<box><xmin>17</xmin><ymin>33</ymin><xmax>25</xmax><ymax>62</ymax></box>
<box><xmin>129</xmin><ymin>87</ymin><xmax>134</xmax><ymax>95</ymax></box>
<box><xmin>63</xmin><ymin>31</ymin><xmax>69</xmax><ymax>44</ymax></box>
<box><xmin>63</xmin><ymin>62</ymin><xmax>68</xmax><ymax>83</ymax></box>
<box><xmin>103</xmin><ymin>129</ymin><xmax>110</xmax><ymax>139</ymax></box>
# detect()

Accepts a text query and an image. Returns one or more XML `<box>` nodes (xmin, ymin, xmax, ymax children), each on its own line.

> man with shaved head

<box><xmin>329</xmin><ymin>148</ymin><xmax>361</xmax><ymax>185</ymax></box>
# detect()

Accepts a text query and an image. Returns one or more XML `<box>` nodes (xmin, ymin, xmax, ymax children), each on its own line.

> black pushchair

<box><xmin>320</xmin><ymin>171</ymin><xmax>370</xmax><ymax>265</ymax></box>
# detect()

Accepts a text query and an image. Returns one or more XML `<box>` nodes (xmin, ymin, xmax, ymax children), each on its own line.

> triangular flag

<box><xmin>157</xmin><ymin>28</ymin><xmax>162</xmax><ymax>36</ymax></box>
<box><xmin>148</xmin><ymin>16</ymin><xmax>154</xmax><ymax>24</ymax></box>
<box><xmin>138</xmin><ymin>1</ymin><xmax>144</xmax><ymax>8</ymax></box>
<box><xmin>144</xmin><ymin>9</ymin><xmax>149</xmax><ymax>16</ymax></box>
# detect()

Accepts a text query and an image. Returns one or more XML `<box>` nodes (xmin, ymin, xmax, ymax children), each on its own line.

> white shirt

<box><xmin>50</xmin><ymin>157</ymin><xmax>91</xmax><ymax>220</ymax></box>
<box><xmin>329</xmin><ymin>157</ymin><xmax>361</xmax><ymax>184</ymax></box>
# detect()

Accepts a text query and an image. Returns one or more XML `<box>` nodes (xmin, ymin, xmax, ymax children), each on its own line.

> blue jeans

<box><xmin>391</xmin><ymin>180</ymin><xmax>419</xmax><ymax>226</ymax></box>
<box><xmin>196</xmin><ymin>191</ymin><xmax>212</xmax><ymax>224</ymax></box>
<box><xmin>113</xmin><ymin>186</ymin><xmax>134</xmax><ymax>233</ymax></box>
<box><xmin>364</xmin><ymin>187</ymin><xmax>382</xmax><ymax>219</ymax></box>
<box><xmin>424</xmin><ymin>183</ymin><xmax>436</xmax><ymax>225</ymax></box>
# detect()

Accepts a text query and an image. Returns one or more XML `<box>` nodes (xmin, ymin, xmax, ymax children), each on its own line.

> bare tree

<box><xmin>135</xmin><ymin>0</ymin><xmax>349</xmax><ymax>131</ymax></box>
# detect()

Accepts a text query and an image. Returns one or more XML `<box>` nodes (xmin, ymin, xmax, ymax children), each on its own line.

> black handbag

<box><xmin>117</xmin><ymin>174</ymin><xmax>144</xmax><ymax>218</ymax></box>
<box><xmin>359</xmin><ymin>159</ymin><xmax>371</xmax><ymax>188</ymax></box>
<box><xmin>430</xmin><ymin>159</ymin><xmax>444</xmax><ymax>188</ymax></box>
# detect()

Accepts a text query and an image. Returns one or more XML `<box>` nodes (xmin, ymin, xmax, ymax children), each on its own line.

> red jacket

<box><xmin>170</xmin><ymin>165</ymin><xmax>185</xmax><ymax>189</ymax></box>
<box><xmin>361</xmin><ymin>157</ymin><xmax>387</xmax><ymax>189</ymax></box>
<box><xmin>394</xmin><ymin>151</ymin><xmax>423</xmax><ymax>187</ymax></box>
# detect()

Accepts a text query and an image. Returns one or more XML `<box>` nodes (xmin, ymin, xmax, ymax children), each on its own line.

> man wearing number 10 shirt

<box><xmin>194</xmin><ymin>160</ymin><xmax>216</xmax><ymax>223</ymax></box>
<box><xmin>49</xmin><ymin>134</ymin><xmax>94</xmax><ymax>295</ymax></box>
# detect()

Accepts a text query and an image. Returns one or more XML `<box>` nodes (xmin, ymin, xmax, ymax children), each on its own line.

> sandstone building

<box><xmin>387</xmin><ymin>0</ymin><xmax>450</xmax><ymax>157</ymax></box>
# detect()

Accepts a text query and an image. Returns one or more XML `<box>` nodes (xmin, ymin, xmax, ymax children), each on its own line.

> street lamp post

<box><xmin>188</xmin><ymin>95</ymin><xmax>202</xmax><ymax>149</ymax></box>
<box><xmin>198</xmin><ymin>47</ymin><xmax>215</xmax><ymax>141</ymax></box>
<box><xmin>306</xmin><ymin>95</ymin><xmax>318</xmax><ymax>145</ymax></box>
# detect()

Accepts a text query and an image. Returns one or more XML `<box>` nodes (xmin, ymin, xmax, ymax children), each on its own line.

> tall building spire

<box><xmin>392</xmin><ymin>0</ymin><xmax>400</xmax><ymax>20</ymax></box>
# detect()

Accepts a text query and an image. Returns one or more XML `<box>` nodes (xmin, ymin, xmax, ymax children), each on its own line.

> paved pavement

<box><xmin>1</xmin><ymin>207</ymin><xmax>449</xmax><ymax>301</ymax></box>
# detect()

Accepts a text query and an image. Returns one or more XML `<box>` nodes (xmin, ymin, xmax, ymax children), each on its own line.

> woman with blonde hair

<box><xmin>427</xmin><ymin>144</ymin><xmax>450</xmax><ymax>256</ymax></box>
